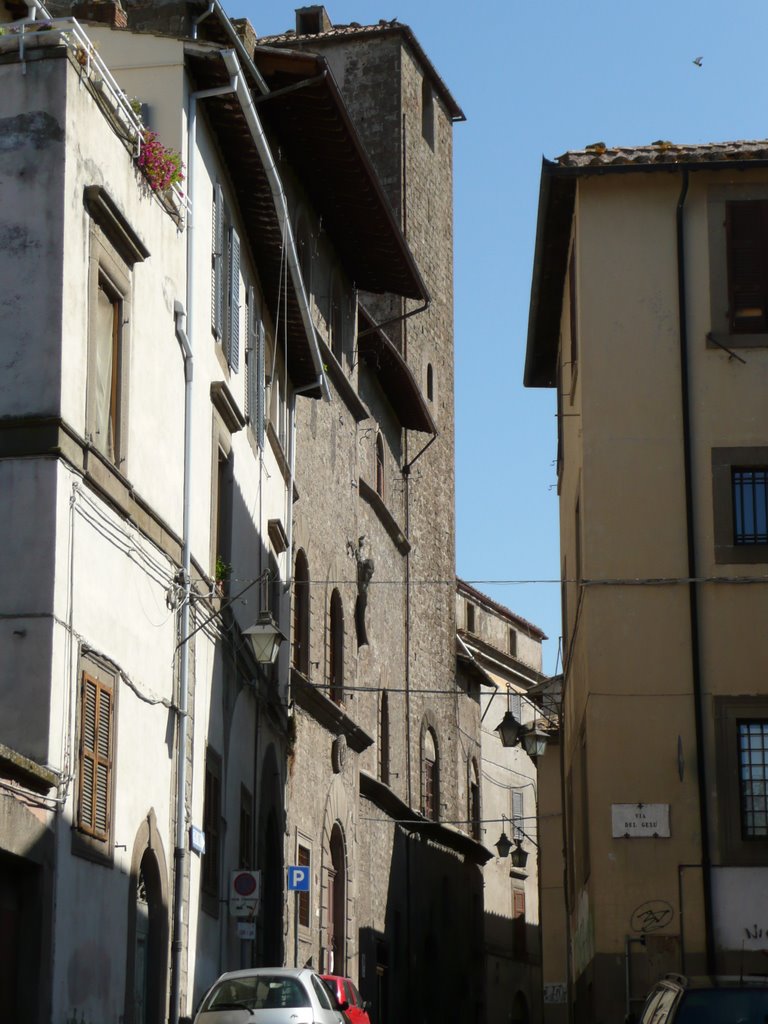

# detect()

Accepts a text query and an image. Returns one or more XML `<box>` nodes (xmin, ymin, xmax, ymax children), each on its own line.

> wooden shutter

<box><xmin>512</xmin><ymin>889</ymin><xmax>526</xmax><ymax>957</ymax></box>
<box><xmin>256</xmin><ymin>320</ymin><xmax>265</xmax><ymax>449</ymax></box>
<box><xmin>726</xmin><ymin>199</ymin><xmax>768</xmax><ymax>333</ymax></box>
<box><xmin>78</xmin><ymin>672</ymin><xmax>112</xmax><ymax>840</ymax></box>
<box><xmin>512</xmin><ymin>789</ymin><xmax>524</xmax><ymax>840</ymax></box>
<box><xmin>228</xmin><ymin>227</ymin><xmax>241</xmax><ymax>372</ymax></box>
<box><xmin>212</xmin><ymin>184</ymin><xmax>224</xmax><ymax>339</ymax></box>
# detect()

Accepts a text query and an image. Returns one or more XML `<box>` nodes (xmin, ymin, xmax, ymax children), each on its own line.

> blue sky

<box><xmin>232</xmin><ymin>0</ymin><xmax>768</xmax><ymax>672</ymax></box>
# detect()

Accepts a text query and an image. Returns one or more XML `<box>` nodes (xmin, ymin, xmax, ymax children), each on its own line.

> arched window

<box><xmin>293</xmin><ymin>550</ymin><xmax>310</xmax><ymax>676</ymax></box>
<box><xmin>375</xmin><ymin>433</ymin><xmax>384</xmax><ymax>498</ymax></box>
<box><xmin>426</xmin><ymin>363</ymin><xmax>434</xmax><ymax>402</ymax></box>
<box><xmin>422</xmin><ymin>726</ymin><xmax>439</xmax><ymax>820</ymax></box>
<box><xmin>379</xmin><ymin>691</ymin><xmax>390</xmax><ymax>786</ymax></box>
<box><xmin>329</xmin><ymin>589</ymin><xmax>344</xmax><ymax>704</ymax></box>
<box><xmin>468</xmin><ymin>758</ymin><xmax>480</xmax><ymax>840</ymax></box>
<box><xmin>328</xmin><ymin>823</ymin><xmax>346</xmax><ymax>974</ymax></box>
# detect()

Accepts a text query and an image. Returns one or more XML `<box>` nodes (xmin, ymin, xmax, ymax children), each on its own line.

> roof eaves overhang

<box><xmin>358</xmin><ymin>305</ymin><xmax>436</xmax><ymax>434</ymax></box>
<box><xmin>524</xmin><ymin>152</ymin><xmax>768</xmax><ymax>388</ymax></box>
<box><xmin>360</xmin><ymin>769</ymin><xmax>492</xmax><ymax>864</ymax></box>
<box><xmin>251</xmin><ymin>45</ymin><xmax>428</xmax><ymax>303</ymax></box>
<box><xmin>184</xmin><ymin>43</ymin><xmax>323</xmax><ymax>393</ymax></box>
<box><xmin>260</xmin><ymin>23</ymin><xmax>465</xmax><ymax>123</ymax></box>
<box><xmin>524</xmin><ymin>159</ymin><xmax>576</xmax><ymax>390</ymax></box>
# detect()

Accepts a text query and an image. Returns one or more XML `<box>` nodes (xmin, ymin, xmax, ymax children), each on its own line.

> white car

<box><xmin>193</xmin><ymin>967</ymin><xmax>349</xmax><ymax>1024</ymax></box>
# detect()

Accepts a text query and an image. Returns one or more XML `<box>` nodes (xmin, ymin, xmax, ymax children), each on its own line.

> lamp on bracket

<box><xmin>243</xmin><ymin>607</ymin><xmax>287</xmax><ymax>665</ymax></box>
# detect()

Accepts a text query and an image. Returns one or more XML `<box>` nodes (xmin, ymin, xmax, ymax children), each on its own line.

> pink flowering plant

<box><xmin>137</xmin><ymin>130</ymin><xmax>184</xmax><ymax>193</ymax></box>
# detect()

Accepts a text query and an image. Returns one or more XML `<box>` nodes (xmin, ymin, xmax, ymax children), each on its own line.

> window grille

<box><xmin>733</xmin><ymin>467</ymin><xmax>768</xmax><ymax>544</ymax></box>
<box><xmin>739</xmin><ymin>721</ymin><xmax>768</xmax><ymax>837</ymax></box>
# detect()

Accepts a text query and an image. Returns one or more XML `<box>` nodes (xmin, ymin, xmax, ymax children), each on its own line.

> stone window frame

<box><xmin>328</xmin><ymin>588</ymin><xmax>345</xmax><ymax>705</ymax></box>
<box><xmin>712</xmin><ymin>446</ymin><xmax>768</xmax><ymax>564</ymax></box>
<box><xmin>296</xmin><ymin>831</ymin><xmax>313</xmax><ymax>934</ymax></box>
<box><xmin>86</xmin><ymin>219</ymin><xmax>133</xmax><ymax>470</ymax></box>
<box><xmin>420</xmin><ymin>718</ymin><xmax>440</xmax><ymax>821</ymax></box>
<box><xmin>715</xmin><ymin>696</ymin><xmax>768</xmax><ymax>865</ymax></box>
<box><xmin>708</xmin><ymin>184</ymin><xmax>768</xmax><ymax>349</ymax></box>
<box><xmin>72</xmin><ymin>649</ymin><xmax>119</xmax><ymax>866</ymax></box>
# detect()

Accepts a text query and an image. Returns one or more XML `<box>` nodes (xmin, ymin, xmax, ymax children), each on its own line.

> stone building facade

<box><xmin>259</xmin><ymin>10</ymin><xmax>492</xmax><ymax>1024</ymax></box>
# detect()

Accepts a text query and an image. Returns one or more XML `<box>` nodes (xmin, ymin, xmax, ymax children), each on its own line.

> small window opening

<box><xmin>421</xmin><ymin>78</ymin><xmax>434</xmax><ymax>149</ymax></box>
<box><xmin>375</xmin><ymin>433</ymin><xmax>384</xmax><ymax>498</ymax></box>
<box><xmin>465</xmin><ymin>601</ymin><xmax>475</xmax><ymax>633</ymax></box>
<box><xmin>426</xmin><ymin>363</ymin><xmax>434</xmax><ymax>402</ymax></box>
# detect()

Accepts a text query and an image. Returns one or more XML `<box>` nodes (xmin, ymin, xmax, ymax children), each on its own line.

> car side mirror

<box><xmin>339</xmin><ymin>1000</ymin><xmax>350</xmax><ymax>1012</ymax></box>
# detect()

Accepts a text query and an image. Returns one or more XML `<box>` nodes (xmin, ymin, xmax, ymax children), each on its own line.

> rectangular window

<box><xmin>246</xmin><ymin>286</ymin><xmax>266</xmax><ymax>449</ymax></box>
<box><xmin>212</xmin><ymin>183</ymin><xmax>241</xmax><ymax>373</ymax></box>
<box><xmin>512</xmin><ymin>789</ymin><xmax>524</xmax><ymax>842</ymax></box>
<box><xmin>77</xmin><ymin>670</ymin><xmax>113</xmax><ymax>841</ymax></box>
<box><xmin>726</xmin><ymin>200</ymin><xmax>768</xmax><ymax>334</ymax></box>
<box><xmin>297</xmin><ymin>844</ymin><xmax>311</xmax><ymax>928</ymax></box>
<box><xmin>93</xmin><ymin>276</ymin><xmax>122</xmax><ymax>463</ymax></box>
<box><xmin>512</xmin><ymin>889</ymin><xmax>526</xmax><ymax>958</ymax></box>
<box><xmin>84</xmin><ymin>186</ymin><xmax>147</xmax><ymax>473</ymax></box>
<box><xmin>715</xmin><ymin>698</ymin><xmax>768</xmax><ymax>865</ymax></box>
<box><xmin>732</xmin><ymin>467</ymin><xmax>768</xmax><ymax>545</ymax></box>
<box><xmin>465</xmin><ymin>602</ymin><xmax>475</xmax><ymax>633</ymax></box>
<box><xmin>202</xmin><ymin>748</ymin><xmax>222</xmax><ymax>906</ymax></box>
<box><xmin>509</xmin><ymin>628</ymin><xmax>517</xmax><ymax>657</ymax></box>
<box><xmin>712</xmin><ymin>448</ymin><xmax>768</xmax><ymax>564</ymax></box>
<box><xmin>738</xmin><ymin>721</ymin><xmax>768</xmax><ymax>838</ymax></box>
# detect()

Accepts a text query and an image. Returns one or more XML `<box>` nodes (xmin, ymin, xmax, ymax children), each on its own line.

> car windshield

<box><xmin>676</xmin><ymin>989</ymin><xmax>768</xmax><ymax>1024</ymax></box>
<box><xmin>201</xmin><ymin>976</ymin><xmax>311</xmax><ymax>1012</ymax></box>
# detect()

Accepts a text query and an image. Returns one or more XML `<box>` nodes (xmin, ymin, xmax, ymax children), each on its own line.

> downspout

<box><xmin>220</xmin><ymin>49</ymin><xmax>328</xmax><ymax>399</ymax></box>
<box><xmin>675</xmin><ymin>167</ymin><xmax>715</xmax><ymax>975</ymax></box>
<box><xmin>169</xmin><ymin>71</ymin><xmax>239</xmax><ymax>1024</ymax></box>
<box><xmin>171</xmin><ymin>301</ymin><xmax>193</xmax><ymax>1024</ymax></box>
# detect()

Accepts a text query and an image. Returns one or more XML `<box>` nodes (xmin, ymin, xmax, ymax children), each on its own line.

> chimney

<box><xmin>72</xmin><ymin>0</ymin><xmax>127</xmax><ymax>28</ymax></box>
<box><xmin>295</xmin><ymin>5</ymin><xmax>332</xmax><ymax>35</ymax></box>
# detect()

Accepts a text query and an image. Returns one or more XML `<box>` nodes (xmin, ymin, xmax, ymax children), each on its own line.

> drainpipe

<box><xmin>168</xmin><ymin>71</ymin><xmax>239</xmax><ymax>1024</ymax></box>
<box><xmin>170</xmin><ymin>301</ymin><xmax>193</xmax><ymax>1024</ymax></box>
<box><xmin>220</xmin><ymin>49</ymin><xmax>328</xmax><ymax>398</ymax></box>
<box><xmin>675</xmin><ymin>167</ymin><xmax>715</xmax><ymax>975</ymax></box>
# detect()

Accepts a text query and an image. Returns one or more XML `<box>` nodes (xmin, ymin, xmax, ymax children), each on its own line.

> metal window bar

<box><xmin>738</xmin><ymin>720</ymin><xmax>768</xmax><ymax>838</ymax></box>
<box><xmin>733</xmin><ymin>468</ymin><xmax>768</xmax><ymax>545</ymax></box>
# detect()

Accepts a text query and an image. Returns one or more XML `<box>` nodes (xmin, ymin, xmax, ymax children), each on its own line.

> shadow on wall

<box><xmin>359</xmin><ymin>826</ymin><xmax>485</xmax><ymax>1024</ymax></box>
<box><xmin>189</xmin><ymin>471</ymin><xmax>287</xmax><ymax>1010</ymax></box>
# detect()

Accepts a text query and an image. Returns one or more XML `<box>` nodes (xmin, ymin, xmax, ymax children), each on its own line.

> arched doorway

<box><xmin>124</xmin><ymin>814</ymin><xmax>169</xmax><ymax>1024</ymax></box>
<box><xmin>327</xmin><ymin>823</ymin><xmax>346</xmax><ymax>974</ymax></box>
<box><xmin>133</xmin><ymin>851</ymin><xmax>165</xmax><ymax>1024</ymax></box>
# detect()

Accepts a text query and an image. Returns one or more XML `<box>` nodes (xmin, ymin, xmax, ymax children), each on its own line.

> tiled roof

<box><xmin>554</xmin><ymin>138</ymin><xmax>768</xmax><ymax>170</ymax></box>
<box><xmin>258</xmin><ymin>20</ymin><xmax>465</xmax><ymax>122</ymax></box>
<box><xmin>456</xmin><ymin>578</ymin><xmax>547</xmax><ymax>640</ymax></box>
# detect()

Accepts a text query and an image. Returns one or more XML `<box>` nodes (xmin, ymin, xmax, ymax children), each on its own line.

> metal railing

<box><xmin>3</xmin><ymin>13</ymin><xmax>187</xmax><ymax>217</ymax></box>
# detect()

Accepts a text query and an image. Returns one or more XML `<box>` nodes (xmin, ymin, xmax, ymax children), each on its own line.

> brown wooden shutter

<box><xmin>726</xmin><ymin>199</ymin><xmax>768</xmax><ymax>333</ymax></box>
<box><xmin>78</xmin><ymin>672</ymin><xmax>112</xmax><ymax>840</ymax></box>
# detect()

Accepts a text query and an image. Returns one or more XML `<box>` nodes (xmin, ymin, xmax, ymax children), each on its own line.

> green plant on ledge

<box><xmin>215</xmin><ymin>556</ymin><xmax>232</xmax><ymax>584</ymax></box>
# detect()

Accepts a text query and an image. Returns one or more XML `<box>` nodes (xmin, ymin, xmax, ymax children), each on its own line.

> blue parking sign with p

<box><xmin>288</xmin><ymin>865</ymin><xmax>309</xmax><ymax>891</ymax></box>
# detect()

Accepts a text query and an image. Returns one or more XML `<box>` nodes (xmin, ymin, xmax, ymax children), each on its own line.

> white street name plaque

<box><xmin>611</xmin><ymin>803</ymin><xmax>670</xmax><ymax>838</ymax></box>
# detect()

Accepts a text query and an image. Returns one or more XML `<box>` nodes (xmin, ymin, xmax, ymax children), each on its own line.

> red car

<box><xmin>321</xmin><ymin>975</ymin><xmax>372</xmax><ymax>1024</ymax></box>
